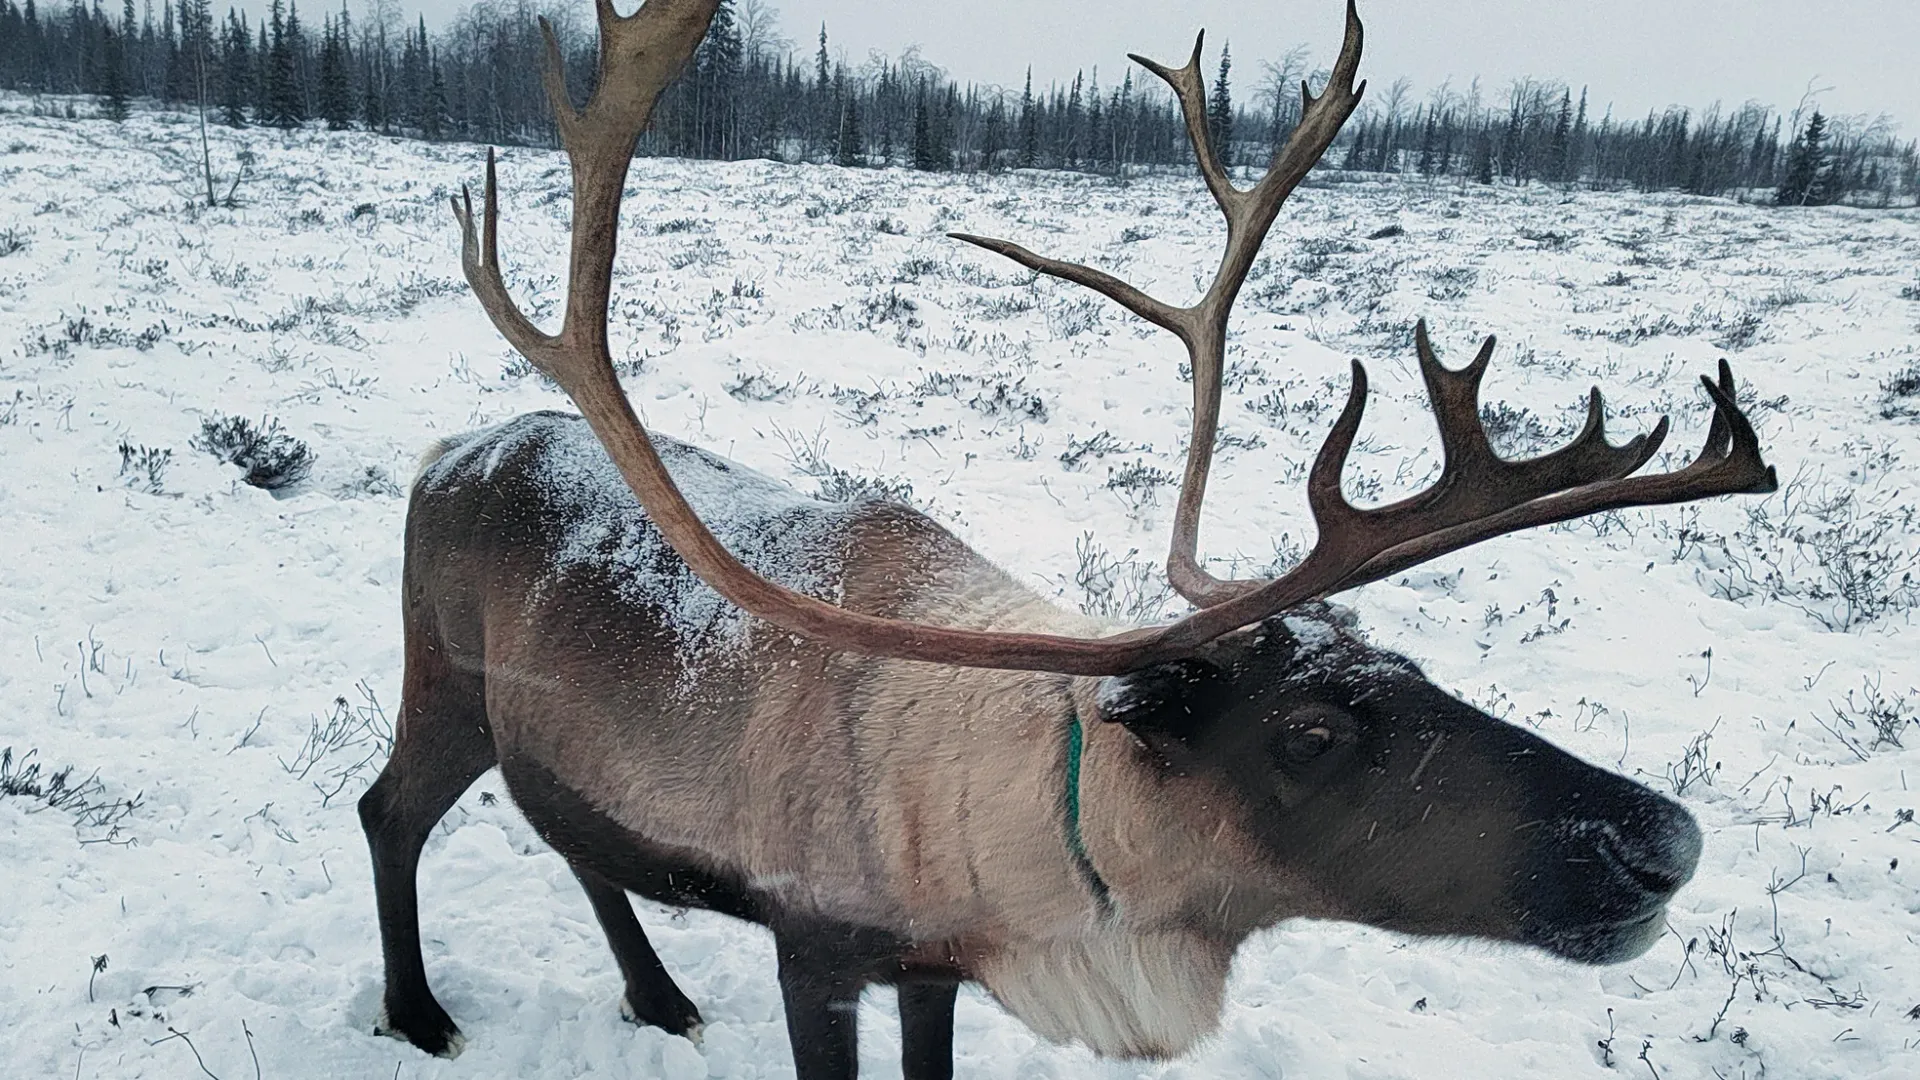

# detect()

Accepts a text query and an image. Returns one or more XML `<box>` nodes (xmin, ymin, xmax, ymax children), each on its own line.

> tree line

<box><xmin>2</xmin><ymin>0</ymin><xmax>1915</xmax><ymax>207</ymax></box>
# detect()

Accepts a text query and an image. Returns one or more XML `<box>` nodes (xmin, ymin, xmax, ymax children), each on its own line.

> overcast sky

<box><xmin>357</xmin><ymin>0</ymin><xmax>1919</xmax><ymax>132</ymax></box>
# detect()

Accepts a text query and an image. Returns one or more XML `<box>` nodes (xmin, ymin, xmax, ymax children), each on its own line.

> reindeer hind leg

<box><xmin>571</xmin><ymin>865</ymin><xmax>705</xmax><ymax>1039</ymax></box>
<box><xmin>359</xmin><ymin>642</ymin><xmax>494</xmax><ymax>1057</ymax></box>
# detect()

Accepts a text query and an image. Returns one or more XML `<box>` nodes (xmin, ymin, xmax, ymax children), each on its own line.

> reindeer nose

<box><xmin>1592</xmin><ymin>807</ymin><xmax>1702</xmax><ymax>897</ymax></box>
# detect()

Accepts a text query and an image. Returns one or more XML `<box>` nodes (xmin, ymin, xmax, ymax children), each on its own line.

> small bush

<box><xmin>724</xmin><ymin>371</ymin><xmax>799</xmax><ymax>402</ymax></box>
<box><xmin>892</xmin><ymin>256</ymin><xmax>946</xmax><ymax>282</ymax></box>
<box><xmin>773</xmin><ymin>425</ymin><xmax>921</xmax><ymax>509</ymax></box>
<box><xmin>1</xmin><ymin>747</ymin><xmax>141</xmax><ymax>843</ymax></box>
<box><xmin>1069</xmin><ymin>533</ymin><xmax>1175</xmax><ymax>624</ymax></box>
<box><xmin>968</xmin><ymin>378</ymin><xmax>1049</xmax><ymax>422</ymax></box>
<box><xmin>192</xmin><ymin>414</ymin><xmax>315</xmax><ymax>490</ymax></box>
<box><xmin>1425</xmin><ymin>265</ymin><xmax>1480</xmax><ymax>302</ymax></box>
<box><xmin>1708</xmin><ymin>481</ymin><xmax>1920</xmax><ymax>631</ymax></box>
<box><xmin>1479</xmin><ymin>401</ymin><xmax>1573</xmax><ymax>457</ymax></box>
<box><xmin>1827</xmin><ymin>677</ymin><xmax>1916</xmax><ymax>751</ymax></box>
<box><xmin>1882</xmin><ymin>362</ymin><xmax>1920</xmax><ymax>420</ymax></box>
<box><xmin>1059</xmin><ymin>430</ymin><xmax>1132</xmax><ymax>471</ymax></box>
<box><xmin>0</xmin><ymin>227</ymin><xmax>26</xmax><ymax>257</ymax></box>
<box><xmin>1106</xmin><ymin>459</ymin><xmax>1177</xmax><ymax>514</ymax></box>
<box><xmin>117</xmin><ymin>441</ymin><xmax>171</xmax><ymax>494</ymax></box>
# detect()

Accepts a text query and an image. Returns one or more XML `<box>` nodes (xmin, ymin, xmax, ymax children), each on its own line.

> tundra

<box><xmin>360</xmin><ymin>1</ymin><xmax>1778</xmax><ymax>1076</ymax></box>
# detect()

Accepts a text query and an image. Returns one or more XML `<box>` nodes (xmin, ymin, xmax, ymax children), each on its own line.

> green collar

<box><xmin>1064</xmin><ymin>704</ymin><xmax>1113</xmax><ymax>913</ymax></box>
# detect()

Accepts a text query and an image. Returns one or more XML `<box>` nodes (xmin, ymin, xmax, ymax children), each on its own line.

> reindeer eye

<box><xmin>1284</xmin><ymin>726</ymin><xmax>1335</xmax><ymax>762</ymax></box>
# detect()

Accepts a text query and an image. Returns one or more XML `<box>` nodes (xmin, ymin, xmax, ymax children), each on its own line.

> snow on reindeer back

<box><xmin>425</xmin><ymin>411</ymin><xmax>858</xmax><ymax>661</ymax></box>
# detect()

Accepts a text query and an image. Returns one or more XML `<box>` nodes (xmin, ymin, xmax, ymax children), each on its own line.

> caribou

<box><xmin>358</xmin><ymin>1</ymin><xmax>1778</xmax><ymax>1076</ymax></box>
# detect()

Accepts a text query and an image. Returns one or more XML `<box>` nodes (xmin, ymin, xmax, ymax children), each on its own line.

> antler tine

<box><xmin>453</xmin><ymin>147</ymin><xmax>553</xmax><ymax>363</ymax></box>
<box><xmin>945</xmin><ymin>232</ymin><xmax>1187</xmax><ymax>338</ymax></box>
<box><xmin>1126</xmin><ymin>31</ymin><xmax>1237</xmax><ymax>219</ymax></box>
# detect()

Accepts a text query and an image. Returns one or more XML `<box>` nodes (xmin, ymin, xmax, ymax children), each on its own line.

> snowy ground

<box><xmin>2</xmin><ymin>98</ymin><xmax>1918</xmax><ymax>1080</ymax></box>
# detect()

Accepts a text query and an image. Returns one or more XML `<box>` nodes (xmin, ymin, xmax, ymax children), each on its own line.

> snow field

<box><xmin>2</xmin><ymin>100</ymin><xmax>1919</xmax><ymax>1078</ymax></box>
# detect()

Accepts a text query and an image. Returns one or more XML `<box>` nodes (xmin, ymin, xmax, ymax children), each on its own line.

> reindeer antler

<box><xmin>954</xmin><ymin>1</ymin><xmax>1369</xmax><ymax>607</ymax></box>
<box><xmin>454</xmin><ymin>0</ymin><xmax>1777</xmax><ymax>677</ymax></box>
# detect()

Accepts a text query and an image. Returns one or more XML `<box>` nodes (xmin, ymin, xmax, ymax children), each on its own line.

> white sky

<box><xmin>322</xmin><ymin>0</ymin><xmax>1920</xmax><ymax>133</ymax></box>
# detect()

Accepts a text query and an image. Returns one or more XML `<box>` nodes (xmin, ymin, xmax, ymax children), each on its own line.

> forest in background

<box><xmin>1</xmin><ymin>0</ymin><xmax>1916</xmax><ymax>207</ymax></box>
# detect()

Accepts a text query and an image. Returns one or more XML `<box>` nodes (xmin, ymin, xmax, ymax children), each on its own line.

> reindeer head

<box><xmin>1099</xmin><ymin>603</ymin><xmax>1698</xmax><ymax>962</ymax></box>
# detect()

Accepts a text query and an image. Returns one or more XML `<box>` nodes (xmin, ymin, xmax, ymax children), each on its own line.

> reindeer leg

<box><xmin>898</xmin><ymin>980</ymin><xmax>958</xmax><ymax>1080</ymax></box>
<box><xmin>774</xmin><ymin>923</ymin><xmax>876</xmax><ymax>1080</ymax></box>
<box><xmin>570</xmin><ymin>865</ymin><xmax>704</xmax><ymax>1039</ymax></box>
<box><xmin>359</xmin><ymin>648</ymin><xmax>493</xmax><ymax>1057</ymax></box>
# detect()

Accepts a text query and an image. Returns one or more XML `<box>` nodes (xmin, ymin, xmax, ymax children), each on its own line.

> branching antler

<box><xmin>453</xmin><ymin>0</ymin><xmax>1777</xmax><ymax>677</ymax></box>
<box><xmin>954</xmin><ymin>1</ymin><xmax>1368</xmax><ymax>607</ymax></box>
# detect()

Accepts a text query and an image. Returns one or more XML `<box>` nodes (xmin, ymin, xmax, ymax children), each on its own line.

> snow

<box><xmin>420</xmin><ymin>412</ymin><xmax>853</xmax><ymax>662</ymax></box>
<box><xmin>3</xmin><ymin>99</ymin><xmax>1918</xmax><ymax>1079</ymax></box>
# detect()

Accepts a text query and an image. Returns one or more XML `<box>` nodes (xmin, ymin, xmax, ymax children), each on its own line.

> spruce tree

<box><xmin>980</xmin><ymin>97</ymin><xmax>1005</xmax><ymax>170</ymax></box>
<box><xmin>422</xmin><ymin>49</ymin><xmax>446</xmax><ymax>140</ymax></box>
<box><xmin>813</xmin><ymin>23</ymin><xmax>827</xmax><ymax>92</ymax></box>
<box><xmin>316</xmin><ymin>13</ymin><xmax>349</xmax><ymax>129</ymax></box>
<box><xmin>1206</xmin><ymin>41</ymin><xmax>1232</xmax><ymax>165</ymax></box>
<box><xmin>833</xmin><ymin>92</ymin><xmax>860</xmax><ymax>167</ymax></box>
<box><xmin>264</xmin><ymin>0</ymin><xmax>297</xmax><ymax>126</ymax></box>
<box><xmin>1086</xmin><ymin>71</ymin><xmax>1104</xmax><ymax>172</ymax></box>
<box><xmin>1062</xmin><ymin>71</ymin><xmax>1082</xmax><ymax>167</ymax></box>
<box><xmin>1549</xmin><ymin>89</ymin><xmax>1572</xmax><ymax>181</ymax></box>
<box><xmin>100</xmin><ymin>24</ymin><xmax>129</xmax><ymax>119</ymax></box>
<box><xmin>251</xmin><ymin>19</ymin><xmax>268</xmax><ymax>121</ymax></box>
<box><xmin>360</xmin><ymin>46</ymin><xmax>384</xmax><ymax>132</ymax></box>
<box><xmin>1775</xmin><ymin>110</ymin><xmax>1829</xmax><ymax>206</ymax></box>
<box><xmin>283</xmin><ymin>0</ymin><xmax>306</xmax><ymax>121</ymax></box>
<box><xmin>911</xmin><ymin>83</ymin><xmax>936</xmax><ymax>170</ymax></box>
<box><xmin>1472</xmin><ymin>131</ymin><xmax>1495</xmax><ymax>184</ymax></box>
<box><xmin>218</xmin><ymin>8</ymin><xmax>248</xmax><ymax>127</ymax></box>
<box><xmin>1017</xmin><ymin>67</ymin><xmax>1037</xmax><ymax>168</ymax></box>
<box><xmin>1417</xmin><ymin>108</ymin><xmax>1437</xmax><ymax>176</ymax></box>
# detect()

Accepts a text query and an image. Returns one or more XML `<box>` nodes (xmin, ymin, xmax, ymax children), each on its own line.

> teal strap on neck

<box><xmin>1064</xmin><ymin>705</ymin><xmax>1112</xmax><ymax>913</ymax></box>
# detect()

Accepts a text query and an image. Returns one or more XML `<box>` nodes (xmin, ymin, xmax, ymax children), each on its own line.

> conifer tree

<box><xmin>911</xmin><ymin>82</ymin><xmax>936</xmax><ymax>170</ymax></box>
<box><xmin>1017</xmin><ymin>67</ymin><xmax>1037</xmax><ymax>168</ymax></box>
<box><xmin>1417</xmin><ymin>108</ymin><xmax>1438</xmax><ymax>176</ymax></box>
<box><xmin>813</xmin><ymin>22</ymin><xmax>827</xmax><ymax>93</ymax></box>
<box><xmin>1207</xmin><ymin>41</ymin><xmax>1232</xmax><ymax>165</ymax></box>
<box><xmin>251</xmin><ymin>18</ymin><xmax>268</xmax><ymax>120</ymax></box>
<box><xmin>1549</xmin><ymin>89</ymin><xmax>1572</xmax><ymax>180</ymax></box>
<box><xmin>1062</xmin><ymin>71</ymin><xmax>1082</xmax><ymax>167</ymax></box>
<box><xmin>99</xmin><ymin>24</ymin><xmax>129</xmax><ymax>119</ymax></box>
<box><xmin>833</xmin><ymin>87</ymin><xmax>860</xmax><ymax>167</ymax></box>
<box><xmin>980</xmin><ymin>97</ymin><xmax>1006</xmax><ymax>170</ymax></box>
<box><xmin>218</xmin><ymin>8</ymin><xmax>248</xmax><ymax>127</ymax></box>
<box><xmin>1775</xmin><ymin>110</ymin><xmax>1829</xmax><ymax>206</ymax></box>
<box><xmin>422</xmin><ymin>46</ymin><xmax>446</xmax><ymax>139</ymax></box>
<box><xmin>317</xmin><ymin>13</ymin><xmax>350</xmax><ymax>129</ymax></box>
<box><xmin>282</xmin><ymin>0</ymin><xmax>306</xmax><ymax>120</ymax></box>
<box><xmin>264</xmin><ymin>0</ymin><xmax>299</xmax><ymax>126</ymax></box>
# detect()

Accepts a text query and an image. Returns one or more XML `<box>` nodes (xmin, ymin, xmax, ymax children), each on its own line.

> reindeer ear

<box><xmin>1095</xmin><ymin>658</ymin><xmax>1226</xmax><ymax>737</ymax></box>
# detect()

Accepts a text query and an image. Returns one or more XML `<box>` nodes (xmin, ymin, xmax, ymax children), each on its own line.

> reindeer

<box><xmin>358</xmin><ymin>2</ymin><xmax>1778</xmax><ymax>1076</ymax></box>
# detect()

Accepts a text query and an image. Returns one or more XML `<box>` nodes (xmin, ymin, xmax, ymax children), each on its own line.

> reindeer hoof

<box><xmin>620</xmin><ymin>992</ymin><xmax>704</xmax><ymax>1042</ymax></box>
<box><xmin>376</xmin><ymin>1002</ymin><xmax>466</xmax><ymax>1058</ymax></box>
